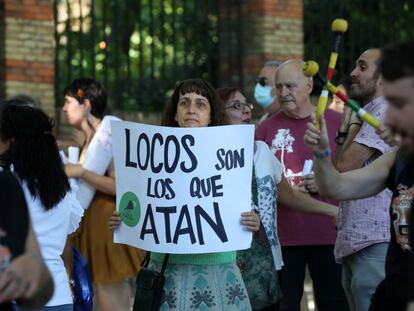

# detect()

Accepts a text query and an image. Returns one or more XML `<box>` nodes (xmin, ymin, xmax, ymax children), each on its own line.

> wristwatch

<box><xmin>335</xmin><ymin>131</ymin><xmax>348</xmax><ymax>145</ymax></box>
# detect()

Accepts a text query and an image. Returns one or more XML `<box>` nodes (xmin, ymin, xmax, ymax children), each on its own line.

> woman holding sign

<box><xmin>111</xmin><ymin>79</ymin><xmax>258</xmax><ymax>310</ymax></box>
<box><xmin>159</xmin><ymin>79</ymin><xmax>259</xmax><ymax>310</ymax></box>
<box><xmin>218</xmin><ymin>87</ymin><xmax>339</xmax><ymax>310</ymax></box>
<box><xmin>62</xmin><ymin>78</ymin><xmax>144</xmax><ymax>311</ymax></box>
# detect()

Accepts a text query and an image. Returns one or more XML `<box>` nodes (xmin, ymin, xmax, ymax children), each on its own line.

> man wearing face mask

<box><xmin>255</xmin><ymin>61</ymin><xmax>282</xmax><ymax>123</ymax></box>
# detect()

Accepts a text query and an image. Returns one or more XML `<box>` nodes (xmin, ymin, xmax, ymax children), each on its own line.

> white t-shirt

<box><xmin>23</xmin><ymin>183</ymin><xmax>83</xmax><ymax>306</ymax></box>
<box><xmin>253</xmin><ymin>141</ymin><xmax>284</xmax><ymax>270</ymax></box>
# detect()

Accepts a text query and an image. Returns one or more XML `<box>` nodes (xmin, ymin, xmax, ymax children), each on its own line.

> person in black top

<box><xmin>303</xmin><ymin>40</ymin><xmax>414</xmax><ymax>311</ymax></box>
<box><xmin>0</xmin><ymin>170</ymin><xmax>54</xmax><ymax>309</ymax></box>
<box><xmin>369</xmin><ymin>149</ymin><xmax>414</xmax><ymax>310</ymax></box>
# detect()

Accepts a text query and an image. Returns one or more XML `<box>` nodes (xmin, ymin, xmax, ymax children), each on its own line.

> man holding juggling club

<box><xmin>304</xmin><ymin>48</ymin><xmax>397</xmax><ymax>311</ymax></box>
<box><xmin>303</xmin><ymin>41</ymin><xmax>414</xmax><ymax>306</ymax></box>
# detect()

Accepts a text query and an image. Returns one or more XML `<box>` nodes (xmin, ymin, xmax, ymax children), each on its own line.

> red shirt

<box><xmin>255</xmin><ymin>109</ymin><xmax>341</xmax><ymax>246</ymax></box>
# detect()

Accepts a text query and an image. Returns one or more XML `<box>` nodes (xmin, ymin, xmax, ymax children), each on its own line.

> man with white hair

<box><xmin>256</xmin><ymin>60</ymin><xmax>348</xmax><ymax>311</ymax></box>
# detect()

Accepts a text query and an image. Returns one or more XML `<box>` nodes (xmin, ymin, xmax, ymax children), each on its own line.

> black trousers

<box><xmin>258</xmin><ymin>303</ymin><xmax>280</xmax><ymax>311</ymax></box>
<box><xmin>278</xmin><ymin>245</ymin><xmax>349</xmax><ymax>311</ymax></box>
<box><xmin>369</xmin><ymin>276</ymin><xmax>409</xmax><ymax>311</ymax></box>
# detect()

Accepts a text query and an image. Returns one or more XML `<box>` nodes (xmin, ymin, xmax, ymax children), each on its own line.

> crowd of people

<box><xmin>0</xmin><ymin>38</ymin><xmax>413</xmax><ymax>311</ymax></box>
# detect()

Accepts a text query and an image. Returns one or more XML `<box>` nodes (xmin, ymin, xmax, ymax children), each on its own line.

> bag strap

<box><xmin>140</xmin><ymin>252</ymin><xmax>170</xmax><ymax>275</ymax></box>
<box><xmin>141</xmin><ymin>252</ymin><xmax>151</xmax><ymax>268</ymax></box>
<box><xmin>160</xmin><ymin>254</ymin><xmax>170</xmax><ymax>276</ymax></box>
<box><xmin>251</xmin><ymin>166</ymin><xmax>258</xmax><ymax>207</ymax></box>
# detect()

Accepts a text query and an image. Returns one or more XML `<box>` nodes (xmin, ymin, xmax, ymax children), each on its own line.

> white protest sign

<box><xmin>68</xmin><ymin>146</ymin><xmax>80</xmax><ymax>190</ymax></box>
<box><xmin>111</xmin><ymin>121</ymin><xmax>254</xmax><ymax>254</ymax></box>
<box><xmin>76</xmin><ymin>115</ymin><xmax>120</xmax><ymax>209</ymax></box>
<box><xmin>302</xmin><ymin>159</ymin><xmax>313</xmax><ymax>176</ymax></box>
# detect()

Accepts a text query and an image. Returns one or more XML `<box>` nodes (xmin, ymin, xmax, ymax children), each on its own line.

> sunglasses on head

<box><xmin>255</xmin><ymin>77</ymin><xmax>269</xmax><ymax>87</ymax></box>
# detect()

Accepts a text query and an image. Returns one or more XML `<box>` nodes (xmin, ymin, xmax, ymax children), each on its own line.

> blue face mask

<box><xmin>254</xmin><ymin>83</ymin><xmax>275</xmax><ymax>108</ymax></box>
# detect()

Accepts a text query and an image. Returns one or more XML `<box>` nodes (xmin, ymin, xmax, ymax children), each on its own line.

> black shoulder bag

<box><xmin>133</xmin><ymin>252</ymin><xmax>170</xmax><ymax>311</ymax></box>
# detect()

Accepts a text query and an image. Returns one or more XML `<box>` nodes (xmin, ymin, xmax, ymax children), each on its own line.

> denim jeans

<box><xmin>341</xmin><ymin>242</ymin><xmax>388</xmax><ymax>311</ymax></box>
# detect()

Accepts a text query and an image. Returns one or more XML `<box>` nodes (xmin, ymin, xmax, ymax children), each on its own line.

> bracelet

<box><xmin>335</xmin><ymin>131</ymin><xmax>348</xmax><ymax>145</ymax></box>
<box><xmin>335</xmin><ymin>137</ymin><xmax>345</xmax><ymax>145</ymax></box>
<box><xmin>313</xmin><ymin>149</ymin><xmax>331</xmax><ymax>158</ymax></box>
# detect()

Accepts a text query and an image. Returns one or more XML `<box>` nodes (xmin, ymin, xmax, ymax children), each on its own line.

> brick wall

<box><xmin>244</xmin><ymin>0</ymin><xmax>304</xmax><ymax>62</ymax></box>
<box><xmin>0</xmin><ymin>0</ymin><xmax>54</xmax><ymax>114</ymax></box>
<box><xmin>218</xmin><ymin>0</ymin><xmax>303</xmax><ymax>105</ymax></box>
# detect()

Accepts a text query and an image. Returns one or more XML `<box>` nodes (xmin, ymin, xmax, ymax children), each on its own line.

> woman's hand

<box><xmin>108</xmin><ymin>211</ymin><xmax>122</xmax><ymax>230</ymax></box>
<box><xmin>298</xmin><ymin>174</ymin><xmax>319</xmax><ymax>194</ymax></box>
<box><xmin>64</xmin><ymin>163</ymin><xmax>84</xmax><ymax>178</ymax></box>
<box><xmin>241</xmin><ymin>211</ymin><xmax>260</xmax><ymax>232</ymax></box>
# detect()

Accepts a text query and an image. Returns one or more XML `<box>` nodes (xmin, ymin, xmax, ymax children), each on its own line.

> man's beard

<box><xmin>349</xmin><ymin>78</ymin><xmax>378</xmax><ymax>105</ymax></box>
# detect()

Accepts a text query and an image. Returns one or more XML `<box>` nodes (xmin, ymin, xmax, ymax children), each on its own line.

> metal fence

<box><xmin>55</xmin><ymin>0</ymin><xmax>414</xmax><ymax>112</ymax></box>
<box><xmin>54</xmin><ymin>0</ymin><xmax>225</xmax><ymax>113</ymax></box>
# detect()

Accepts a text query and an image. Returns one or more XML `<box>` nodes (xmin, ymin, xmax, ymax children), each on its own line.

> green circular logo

<box><xmin>119</xmin><ymin>192</ymin><xmax>140</xmax><ymax>227</ymax></box>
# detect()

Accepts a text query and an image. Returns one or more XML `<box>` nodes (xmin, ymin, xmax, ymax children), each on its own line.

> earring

<box><xmin>84</xmin><ymin>111</ymin><xmax>94</xmax><ymax>130</ymax></box>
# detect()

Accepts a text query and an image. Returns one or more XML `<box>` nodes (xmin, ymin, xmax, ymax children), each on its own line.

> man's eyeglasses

<box><xmin>225</xmin><ymin>101</ymin><xmax>254</xmax><ymax>111</ymax></box>
<box><xmin>256</xmin><ymin>77</ymin><xmax>269</xmax><ymax>87</ymax></box>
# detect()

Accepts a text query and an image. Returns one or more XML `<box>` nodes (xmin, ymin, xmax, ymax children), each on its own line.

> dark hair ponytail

<box><xmin>0</xmin><ymin>101</ymin><xmax>70</xmax><ymax>210</ymax></box>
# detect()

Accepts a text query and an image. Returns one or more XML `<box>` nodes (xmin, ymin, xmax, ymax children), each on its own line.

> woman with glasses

<box><xmin>0</xmin><ymin>100</ymin><xmax>84</xmax><ymax>311</ymax></box>
<box><xmin>218</xmin><ymin>87</ymin><xmax>339</xmax><ymax>311</ymax></box>
<box><xmin>220</xmin><ymin>88</ymin><xmax>254</xmax><ymax>124</ymax></box>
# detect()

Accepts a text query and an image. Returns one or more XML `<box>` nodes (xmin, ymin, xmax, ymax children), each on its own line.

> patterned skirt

<box><xmin>148</xmin><ymin>260</ymin><xmax>252</xmax><ymax>310</ymax></box>
<box><xmin>237</xmin><ymin>229</ymin><xmax>283</xmax><ymax>310</ymax></box>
